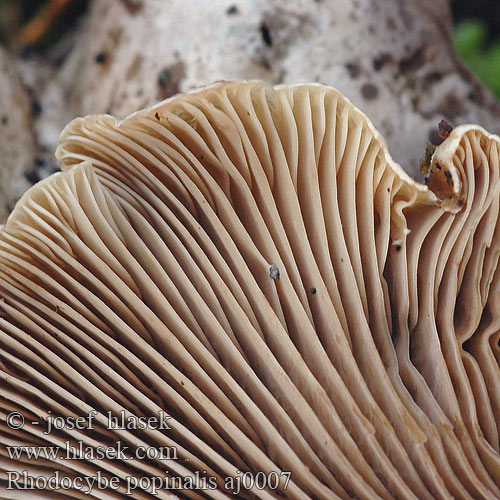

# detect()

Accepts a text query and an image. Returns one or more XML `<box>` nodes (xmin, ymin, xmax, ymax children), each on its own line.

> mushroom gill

<box><xmin>0</xmin><ymin>81</ymin><xmax>499</xmax><ymax>499</ymax></box>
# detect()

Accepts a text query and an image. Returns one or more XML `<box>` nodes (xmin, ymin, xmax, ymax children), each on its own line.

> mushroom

<box><xmin>0</xmin><ymin>80</ymin><xmax>499</xmax><ymax>499</ymax></box>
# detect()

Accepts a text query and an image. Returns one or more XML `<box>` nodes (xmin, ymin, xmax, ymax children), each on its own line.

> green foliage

<box><xmin>453</xmin><ymin>20</ymin><xmax>500</xmax><ymax>97</ymax></box>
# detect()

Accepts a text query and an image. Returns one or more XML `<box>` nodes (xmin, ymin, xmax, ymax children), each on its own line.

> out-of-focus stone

<box><xmin>35</xmin><ymin>0</ymin><xmax>500</xmax><ymax>180</ymax></box>
<box><xmin>0</xmin><ymin>47</ymin><xmax>34</xmax><ymax>221</ymax></box>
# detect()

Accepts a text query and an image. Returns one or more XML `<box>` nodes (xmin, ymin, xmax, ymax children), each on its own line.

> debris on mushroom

<box><xmin>1</xmin><ymin>81</ymin><xmax>500</xmax><ymax>499</ymax></box>
<box><xmin>419</xmin><ymin>141</ymin><xmax>437</xmax><ymax>175</ymax></box>
<box><xmin>269</xmin><ymin>265</ymin><xmax>280</xmax><ymax>280</ymax></box>
<box><xmin>438</xmin><ymin>119</ymin><xmax>454</xmax><ymax>139</ymax></box>
<box><xmin>420</xmin><ymin>120</ymin><xmax>455</xmax><ymax>177</ymax></box>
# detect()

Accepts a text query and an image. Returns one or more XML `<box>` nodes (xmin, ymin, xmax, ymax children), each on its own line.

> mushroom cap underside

<box><xmin>0</xmin><ymin>81</ymin><xmax>499</xmax><ymax>499</ymax></box>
